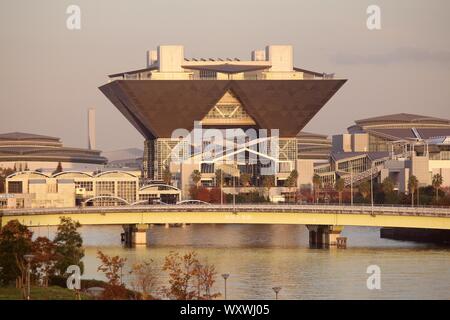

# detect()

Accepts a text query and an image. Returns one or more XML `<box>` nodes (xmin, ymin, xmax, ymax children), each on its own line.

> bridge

<box><xmin>1</xmin><ymin>204</ymin><xmax>450</xmax><ymax>247</ymax></box>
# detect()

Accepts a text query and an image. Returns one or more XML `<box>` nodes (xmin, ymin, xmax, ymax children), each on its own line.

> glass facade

<box><xmin>337</xmin><ymin>156</ymin><xmax>369</xmax><ymax>174</ymax></box>
<box><xmin>8</xmin><ymin>181</ymin><xmax>22</xmax><ymax>193</ymax></box>
<box><xmin>154</xmin><ymin>139</ymin><xmax>186</xmax><ymax>181</ymax></box>
<box><xmin>75</xmin><ymin>181</ymin><xmax>93</xmax><ymax>191</ymax></box>
<box><xmin>96</xmin><ymin>181</ymin><xmax>115</xmax><ymax>196</ymax></box>
<box><xmin>201</xmin><ymin>91</ymin><xmax>256</xmax><ymax>125</ymax></box>
<box><xmin>117</xmin><ymin>181</ymin><xmax>137</xmax><ymax>203</ymax></box>
<box><xmin>368</xmin><ymin>134</ymin><xmax>390</xmax><ymax>152</ymax></box>
<box><xmin>278</xmin><ymin>138</ymin><xmax>297</xmax><ymax>162</ymax></box>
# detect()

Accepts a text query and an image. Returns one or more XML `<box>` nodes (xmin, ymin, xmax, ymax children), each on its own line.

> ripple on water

<box><xmin>30</xmin><ymin>224</ymin><xmax>450</xmax><ymax>299</ymax></box>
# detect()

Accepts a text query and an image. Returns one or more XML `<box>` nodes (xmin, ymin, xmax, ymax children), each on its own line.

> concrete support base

<box><xmin>122</xmin><ymin>224</ymin><xmax>149</xmax><ymax>247</ymax></box>
<box><xmin>306</xmin><ymin>225</ymin><xmax>344</xmax><ymax>248</ymax></box>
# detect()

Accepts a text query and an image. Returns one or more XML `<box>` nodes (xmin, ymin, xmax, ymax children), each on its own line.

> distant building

<box><xmin>0</xmin><ymin>132</ymin><xmax>107</xmax><ymax>172</ymax></box>
<box><xmin>2</xmin><ymin>170</ymin><xmax>181</xmax><ymax>208</ymax></box>
<box><xmin>102</xmin><ymin>148</ymin><xmax>143</xmax><ymax>170</ymax></box>
<box><xmin>322</xmin><ymin>113</ymin><xmax>450</xmax><ymax>192</ymax></box>
<box><xmin>297</xmin><ymin>131</ymin><xmax>331</xmax><ymax>160</ymax></box>
<box><xmin>333</xmin><ymin>113</ymin><xmax>450</xmax><ymax>153</ymax></box>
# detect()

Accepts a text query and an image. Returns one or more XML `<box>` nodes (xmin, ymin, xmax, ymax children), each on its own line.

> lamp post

<box><xmin>272</xmin><ymin>286</ymin><xmax>282</xmax><ymax>300</ymax></box>
<box><xmin>23</xmin><ymin>254</ymin><xmax>35</xmax><ymax>300</ymax></box>
<box><xmin>417</xmin><ymin>184</ymin><xmax>420</xmax><ymax>206</ymax></box>
<box><xmin>220</xmin><ymin>169</ymin><xmax>223</xmax><ymax>205</ymax></box>
<box><xmin>233</xmin><ymin>174</ymin><xmax>236</xmax><ymax>211</ymax></box>
<box><xmin>371</xmin><ymin>162</ymin><xmax>374</xmax><ymax>214</ymax></box>
<box><xmin>350</xmin><ymin>164</ymin><xmax>353</xmax><ymax>206</ymax></box>
<box><xmin>221</xmin><ymin>273</ymin><xmax>230</xmax><ymax>300</ymax></box>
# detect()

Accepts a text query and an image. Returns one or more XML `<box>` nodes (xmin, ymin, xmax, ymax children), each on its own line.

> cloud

<box><xmin>332</xmin><ymin>47</ymin><xmax>450</xmax><ymax>65</ymax></box>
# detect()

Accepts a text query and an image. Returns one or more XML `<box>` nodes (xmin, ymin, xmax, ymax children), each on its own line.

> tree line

<box><xmin>313</xmin><ymin>173</ymin><xmax>448</xmax><ymax>206</ymax></box>
<box><xmin>0</xmin><ymin>218</ymin><xmax>221</xmax><ymax>300</ymax></box>
<box><xmin>186</xmin><ymin>167</ymin><xmax>448</xmax><ymax>206</ymax></box>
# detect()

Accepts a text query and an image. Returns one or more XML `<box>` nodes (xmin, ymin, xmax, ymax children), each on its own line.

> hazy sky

<box><xmin>1</xmin><ymin>0</ymin><xmax>449</xmax><ymax>151</ymax></box>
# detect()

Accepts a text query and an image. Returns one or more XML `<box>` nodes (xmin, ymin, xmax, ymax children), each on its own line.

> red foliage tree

<box><xmin>97</xmin><ymin>250</ymin><xmax>129</xmax><ymax>299</ymax></box>
<box><xmin>209</xmin><ymin>188</ymin><xmax>223</xmax><ymax>204</ymax></box>
<box><xmin>162</xmin><ymin>251</ymin><xmax>220</xmax><ymax>300</ymax></box>
<box><xmin>196</xmin><ymin>187</ymin><xmax>211</xmax><ymax>203</ymax></box>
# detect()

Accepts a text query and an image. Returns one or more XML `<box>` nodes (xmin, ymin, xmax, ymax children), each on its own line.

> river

<box><xmin>32</xmin><ymin>224</ymin><xmax>450</xmax><ymax>299</ymax></box>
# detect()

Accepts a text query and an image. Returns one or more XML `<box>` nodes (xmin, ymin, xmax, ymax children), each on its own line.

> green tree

<box><xmin>262</xmin><ymin>175</ymin><xmax>275</xmax><ymax>198</ymax></box>
<box><xmin>32</xmin><ymin>236</ymin><xmax>58</xmax><ymax>287</ymax></box>
<box><xmin>191</xmin><ymin>170</ymin><xmax>202</xmax><ymax>187</ymax></box>
<box><xmin>240</xmin><ymin>173</ymin><xmax>251</xmax><ymax>187</ymax></box>
<box><xmin>408</xmin><ymin>175</ymin><xmax>419</xmax><ymax>207</ymax></box>
<box><xmin>162</xmin><ymin>165</ymin><xmax>172</xmax><ymax>185</ymax></box>
<box><xmin>312</xmin><ymin>174</ymin><xmax>321</xmax><ymax>203</ymax></box>
<box><xmin>289</xmin><ymin>170</ymin><xmax>299</xmax><ymax>182</ymax></box>
<box><xmin>359</xmin><ymin>181</ymin><xmax>371</xmax><ymax>202</ymax></box>
<box><xmin>334</xmin><ymin>178</ymin><xmax>345</xmax><ymax>205</ymax></box>
<box><xmin>382</xmin><ymin>177</ymin><xmax>395</xmax><ymax>195</ymax></box>
<box><xmin>53</xmin><ymin>217</ymin><xmax>84</xmax><ymax>275</ymax></box>
<box><xmin>284</xmin><ymin>170</ymin><xmax>298</xmax><ymax>203</ymax></box>
<box><xmin>432</xmin><ymin>173</ymin><xmax>443</xmax><ymax>202</ymax></box>
<box><xmin>0</xmin><ymin>220</ymin><xmax>33</xmax><ymax>286</ymax></box>
<box><xmin>283</xmin><ymin>176</ymin><xmax>295</xmax><ymax>203</ymax></box>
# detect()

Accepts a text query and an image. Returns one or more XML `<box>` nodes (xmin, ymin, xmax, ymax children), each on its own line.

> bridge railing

<box><xmin>1</xmin><ymin>204</ymin><xmax>450</xmax><ymax>217</ymax></box>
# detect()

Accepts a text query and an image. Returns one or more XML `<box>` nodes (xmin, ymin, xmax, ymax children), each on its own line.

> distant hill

<box><xmin>102</xmin><ymin>148</ymin><xmax>143</xmax><ymax>162</ymax></box>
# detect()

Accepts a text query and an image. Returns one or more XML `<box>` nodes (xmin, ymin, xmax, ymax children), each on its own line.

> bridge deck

<box><xmin>1</xmin><ymin>205</ymin><xmax>450</xmax><ymax>230</ymax></box>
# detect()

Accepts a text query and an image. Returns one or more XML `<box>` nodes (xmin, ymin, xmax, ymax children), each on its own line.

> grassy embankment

<box><xmin>0</xmin><ymin>286</ymin><xmax>90</xmax><ymax>300</ymax></box>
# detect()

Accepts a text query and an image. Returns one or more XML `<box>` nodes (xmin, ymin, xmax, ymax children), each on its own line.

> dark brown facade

<box><xmin>99</xmin><ymin>79</ymin><xmax>346</xmax><ymax>139</ymax></box>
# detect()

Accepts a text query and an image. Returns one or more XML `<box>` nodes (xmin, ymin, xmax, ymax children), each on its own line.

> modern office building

<box><xmin>100</xmin><ymin>44</ymin><xmax>346</xmax><ymax>195</ymax></box>
<box><xmin>0</xmin><ymin>132</ymin><xmax>107</xmax><ymax>172</ymax></box>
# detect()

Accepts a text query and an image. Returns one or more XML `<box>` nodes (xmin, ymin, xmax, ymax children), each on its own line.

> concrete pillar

<box><xmin>306</xmin><ymin>225</ymin><xmax>323</xmax><ymax>248</ymax></box>
<box><xmin>327</xmin><ymin>226</ymin><xmax>344</xmax><ymax>246</ymax></box>
<box><xmin>121</xmin><ymin>225</ymin><xmax>133</xmax><ymax>247</ymax></box>
<box><xmin>306</xmin><ymin>225</ymin><xmax>344</xmax><ymax>248</ymax></box>
<box><xmin>122</xmin><ymin>224</ymin><xmax>149</xmax><ymax>247</ymax></box>
<box><xmin>133</xmin><ymin>224</ymin><xmax>149</xmax><ymax>245</ymax></box>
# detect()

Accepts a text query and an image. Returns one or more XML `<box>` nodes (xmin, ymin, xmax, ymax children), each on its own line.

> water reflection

<box><xmin>31</xmin><ymin>224</ymin><xmax>450</xmax><ymax>299</ymax></box>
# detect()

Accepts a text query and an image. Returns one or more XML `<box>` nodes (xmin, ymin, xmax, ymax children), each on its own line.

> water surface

<box><xmin>33</xmin><ymin>224</ymin><xmax>450</xmax><ymax>299</ymax></box>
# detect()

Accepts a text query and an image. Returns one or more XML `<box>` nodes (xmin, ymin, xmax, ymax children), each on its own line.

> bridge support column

<box><xmin>122</xmin><ymin>224</ymin><xmax>149</xmax><ymax>247</ymax></box>
<box><xmin>306</xmin><ymin>225</ymin><xmax>344</xmax><ymax>248</ymax></box>
<box><xmin>133</xmin><ymin>224</ymin><xmax>149</xmax><ymax>245</ymax></box>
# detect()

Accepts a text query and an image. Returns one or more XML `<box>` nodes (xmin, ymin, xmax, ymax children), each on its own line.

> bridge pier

<box><xmin>306</xmin><ymin>225</ymin><xmax>344</xmax><ymax>248</ymax></box>
<box><xmin>122</xmin><ymin>224</ymin><xmax>149</xmax><ymax>247</ymax></box>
